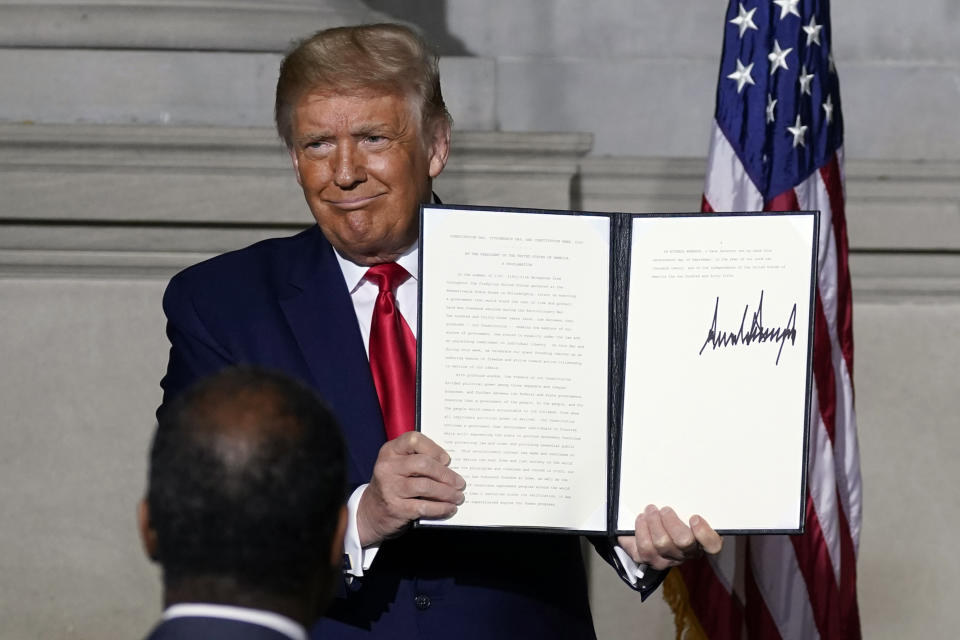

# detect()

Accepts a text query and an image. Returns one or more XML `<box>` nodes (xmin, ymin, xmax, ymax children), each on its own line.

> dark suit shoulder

<box><xmin>158</xmin><ymin>224</ymin><xmax>339</xmax><ymax>402</ymax></box>
<box><xmin>145</xmin><ymin>616</ymin><xmax>294</xmax><ymax>640</ymax></box>
<box><xmin>162</xmin><ymin>226</ymin><xmax>342</xmax><ymax>336</ymax></box>
<box><xmin>166</xmin><ymin>226</ymin><xmax>323</xmax><ymax>304</ymax></box>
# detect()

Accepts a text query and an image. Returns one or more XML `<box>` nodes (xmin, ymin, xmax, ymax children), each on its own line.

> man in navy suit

<box><xmin>159</xmin><ymin>23</ymin><xmax>722</xmax><ymax>639</ymax></box>
<box><xmin>140</xmin><ymin>367</ymin><xmax>348</xmax><ymax>640</ymax></box>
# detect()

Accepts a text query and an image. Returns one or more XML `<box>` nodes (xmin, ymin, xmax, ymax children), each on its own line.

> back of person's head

<box><xmin>274</xmin><ymin>22</ymin><xmax>452</xmax><ymax>148</ymax></box>
<box><xmin>140</xmin><ymin>366</ymin><xmax>346</xmax><ymax>617</ymax></box>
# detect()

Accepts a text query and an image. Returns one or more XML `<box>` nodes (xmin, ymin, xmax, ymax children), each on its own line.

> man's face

<box><xmin>289</xmin><ymin>89</ymin><xmax>450</xmax><ymax>265</ymax></box>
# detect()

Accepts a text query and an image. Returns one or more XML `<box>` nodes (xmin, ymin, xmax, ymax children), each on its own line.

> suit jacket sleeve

<box><xmin>157</xmin><ymin>269</ymin><xmax>234</xmax><ymax>419</ymax></box>
<box><xmin>588</xmin><ymin>536</ymin><xmax>667</xmax><ymax>600</ymax></box>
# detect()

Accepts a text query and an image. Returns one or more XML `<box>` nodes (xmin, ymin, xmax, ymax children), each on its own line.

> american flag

<box><xmin>663</xmin><ymin>0</ymin><xmax>863</xmax><ymax>638</ymax></box>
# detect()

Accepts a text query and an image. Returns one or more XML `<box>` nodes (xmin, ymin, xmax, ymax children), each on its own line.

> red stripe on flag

<box><xmin>819</xmin><ymin>155</ymin><xmax>855</xmax><ymax>384</ymax></box>
<box><xmin>791</xmin><ymin>494</ymin><xmax>843</xmax><ymax>638</ymax></box>
<box><xmin>763</xmin><ymin>189</ymin><xmax>800</xmax><ymax>212</ymax></box>
<box><xmin>744</xmin><ymin>540</ymin><xmax>783</xmax><ymax>640</ymax></box>
<box><xmin>803</xmin><ymin>285</ymin><xmax>860</xmax><ymax>638</ymax></box>
<box><xmin>821</xmin><ymin>153</ymin><xmax>862</xmax><ymax>639</ymax></box>
<box><xmin>837</xmin><ymin>503</ymin><xmax>862</xmax><ymax>638</ymax></box>
<box><xmin>701</xmin><ymin>193</ymin><xmax>715</xmax><ymax>213</ymax></box>
<box><xmin>678</xmin><ymin>560</ymin><xmax>744</xmax><ymax>639</ymax></box>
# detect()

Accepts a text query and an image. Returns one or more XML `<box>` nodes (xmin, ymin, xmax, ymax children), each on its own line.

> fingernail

<box><xmin>690</xmin><ymin>515</ymin><xmax>701</xmax><ymax>526</ymax></box>
<box><xmin>645</xmin><ymin>504</ymin><xmax>658</xmax><ymax>514</ymax></box>
<box><xmin>456</xmin><ymin>492</ymin><xmax>465</xmax><ymax>505</ymax></box>
<box><xmin>661</xmin><ymin>507</ymin><xmax>674</xmax><ymax>516</ymax></box>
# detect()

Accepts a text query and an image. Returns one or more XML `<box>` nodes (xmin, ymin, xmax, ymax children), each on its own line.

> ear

<box><xmin>426</xmin><ymin>119</ymin><xmax>451</xmax><ymax>179</ymax></box>
<box><xmin>330</xmin><ymin>505</ymin><xmax>348</xmax><ymax>568</ymax></box>
<box><xmin>289</xmin><ymin>147</ymin><xmax>303</xmax><ymax>187</ymax></box>
<box><xmin>137</xmin><ymin>498</ymin><xmax>159</xmax><ymax>562</ymax></box>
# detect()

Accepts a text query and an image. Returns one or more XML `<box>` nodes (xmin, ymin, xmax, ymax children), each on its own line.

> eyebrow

<box><xmin>296</xmin><ymin>122</ymin><xmax>402</xmax><ymax>145</ymax></box>
<box><xmin>294</xmin><ymin>131</ymin><xmax>332</xmax><ymax>145</ymax></box>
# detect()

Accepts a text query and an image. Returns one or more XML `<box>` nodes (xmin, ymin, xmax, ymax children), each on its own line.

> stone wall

<box><xmin>372</xmin><ymin>0</ymin><xmax>960</xmax><ymax>160</ymax></box>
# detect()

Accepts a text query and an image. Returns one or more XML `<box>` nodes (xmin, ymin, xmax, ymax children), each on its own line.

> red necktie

<box><xmin>366</xmin><ymin>263</ymin><xmax>417</xmax><ymax>440</ymax></box>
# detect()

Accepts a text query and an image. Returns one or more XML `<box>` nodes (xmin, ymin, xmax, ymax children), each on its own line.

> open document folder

<box><xmin>416</xmin><ymin>204</ymin><xmax>818</xmax><ymax>536</ymax></box>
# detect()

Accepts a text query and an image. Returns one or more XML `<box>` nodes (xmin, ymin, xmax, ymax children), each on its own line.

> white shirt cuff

<box><xmin>344</xmin><ymin>484</ymin><xmax>380</xmax><ymax>577</ymax></box>
<box><xmin>613</xmin><ymin>545</ymin><xmax>648</xmax><ymax>586</ymax></box>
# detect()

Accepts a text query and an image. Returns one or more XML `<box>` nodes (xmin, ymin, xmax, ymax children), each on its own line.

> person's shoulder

<box><xmin>144</xmin><ymin>616</ymin><xmax>293</xmax><ymax>640</ymax></box>
<box><xmin>161</xmin><ymin>226</ymin><xmax>332</xmax><ymax>328</ymax></box>
<box><xmin>171</xmin><ymin>226</ymin><xmax>321</xmax><ymax>287</ymax></box>
<box><xmin>165</xmin><ymin>226</ymin><xmax>327</xmax><ymax>301</ymax></box>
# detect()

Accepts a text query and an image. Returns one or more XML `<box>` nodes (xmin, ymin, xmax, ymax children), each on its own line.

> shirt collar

<box><xmin>334</xmin><ymin>241</ymin><xmax>420</xmax><ymax>294</ymax></box>
<box><xmin>162</xmin><ymin>603</ymin><xmax>307</xmax><ymax>640</ymax></box>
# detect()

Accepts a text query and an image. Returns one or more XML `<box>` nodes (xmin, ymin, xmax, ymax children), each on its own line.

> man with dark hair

<box><xmin>140</xmin><ymin>367</ymin><xmax>347</xmax><ymax>639</ymax></box>
<box><xmin>159</xmin><ymin>23</ymin><xmax>721</xmax><ymax>639</ymax></box>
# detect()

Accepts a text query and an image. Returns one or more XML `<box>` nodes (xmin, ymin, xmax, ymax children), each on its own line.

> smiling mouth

<box><xmin>326</xmin><ymin>195</ymin><xmax>384</xmax><ymax>211</ymax></box>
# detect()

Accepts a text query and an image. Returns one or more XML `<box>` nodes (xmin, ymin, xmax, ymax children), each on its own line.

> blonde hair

<box><xmin>274</xmin><ymin>23</ymin><xmax>452</xmax><ymax>148</ymax></box>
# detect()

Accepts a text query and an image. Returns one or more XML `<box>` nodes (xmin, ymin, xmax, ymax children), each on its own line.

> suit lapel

<box><xmin>278</xmin><ymin>228</ymin><xmax>385</xmax><ymax>484</ymax></box>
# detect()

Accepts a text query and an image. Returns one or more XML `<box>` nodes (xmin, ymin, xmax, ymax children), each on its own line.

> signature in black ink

<box><xmin>698</xmin><ymin>290</ymin><xmax>798</xmax><ymax>365</ymax></box>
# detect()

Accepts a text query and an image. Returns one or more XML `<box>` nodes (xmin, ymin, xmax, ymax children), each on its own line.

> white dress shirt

<box><xmin>162</xmin><ymin>603</ymin><xmax>306</xmax><ymax>640</ymax></box>
<box><xmin>334</xmin><ymin>243</ymin><xmax>418</xmax><ymax>577</ymax></box>
<box><xmin>332</xmin><ymin>242</ymin><xmax>651</xmax><ymax>587</ymax></box>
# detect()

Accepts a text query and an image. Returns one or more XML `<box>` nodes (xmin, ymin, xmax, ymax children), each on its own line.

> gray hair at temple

<box><xmin>274</xmin><ymin>23</ymin><xmax>452</xmax><ymax>149</ymax></box>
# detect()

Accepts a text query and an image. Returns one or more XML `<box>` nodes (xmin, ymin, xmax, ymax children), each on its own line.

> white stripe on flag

<box><xmin>809</xmin><ymin>381</ymin><xmax>844</xmax><ymax>585</ymax></box>
<box><xmin>752</xmin><ymin>535</ymin><xmax>821</xmax><ymax>640</ymax></box>
<box><xmin>703</xmin><ymin>122</ymin><xmax>764</xmax><ymax>211</ymax></box>
<box><xmin>805</xmin><ymin>158</ymin><xmax>862</xmax><ymax>558</ymax></box>
<box><xmin>834</xmin><ymin>356</ymin><xmax>862</xmax><ymax>551</ymax></box>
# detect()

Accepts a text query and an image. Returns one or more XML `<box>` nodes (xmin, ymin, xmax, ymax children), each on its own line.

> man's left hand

<box><xmin>617</xmin><ymin>504</ymin><xmax>723</xmax><ymax>571</ymax></box>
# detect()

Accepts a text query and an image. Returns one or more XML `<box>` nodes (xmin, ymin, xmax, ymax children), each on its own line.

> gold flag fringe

<box><xmin>663</xmin><ymin>569</ymin><xmax>709</xmax><ymax>640</ymax></box>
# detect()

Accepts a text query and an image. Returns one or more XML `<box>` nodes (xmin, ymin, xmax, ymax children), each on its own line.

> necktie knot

<box><xmin>365</xmin><ymin>262</ymin><xmax>410</xmax><ymax>293</ymax></box>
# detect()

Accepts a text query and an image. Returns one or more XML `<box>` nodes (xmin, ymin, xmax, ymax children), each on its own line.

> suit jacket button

<box><xmin>414</xmin><ymin>594</ymin><xmax>431</xmax><ymax>610</ymax></box>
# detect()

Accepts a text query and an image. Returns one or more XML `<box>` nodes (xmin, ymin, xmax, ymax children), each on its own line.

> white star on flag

<box><xmin>730</xmin><ymin>3</ymin><xmax>759</xmax><ymax>37</ymax></box>
<box><xmin>727</xmin><ymin>58</ymin><xmax>755</xmax><ymax>93</ymax></box>
<box><xmin>766</xmin><ymin>94</ymin><xmax>778</xmax><ymax>123</ymax></box>
<box><xmin>823</xmin><ymin>94</ymin><xmax>834</xmax><ymax>124</ymax></box>
<box><xmin>773</xmin><ymin>0</ymin><xmax>801</xmax><ymax>19</ymax></box>
<box><xmin>803</xmin><ymin>15</ymin><xmax>823</xmax><ymax>46</ymax></box>
<box><xmin>787</xmin><ymin>113</ymin><xmax>808</xmax><ymax>147</ymax></box>
<box><xmin>768</xmin><ymin>39</ymin><xmax>792</xmax><ymax>75</ymax></box>
<box><xmin>799</xmin><ymin>65</ymin><xmax>815</xmax><ymax>95</ymax></box>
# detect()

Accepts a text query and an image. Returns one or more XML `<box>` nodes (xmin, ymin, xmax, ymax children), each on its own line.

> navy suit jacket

<box><xmin>145</xmin><ymin>616</ymin><xmax>295</xmax><ymax>640</ymax></box>
<box><xmin>159</xmin><ymin>225</ymin><xmax>656</xmax><ymax>639</ymax></box>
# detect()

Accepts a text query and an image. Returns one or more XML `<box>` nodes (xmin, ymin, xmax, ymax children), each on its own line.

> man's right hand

<box><xmin>356</xmin><ymin>432</ymin><xmax>465</xmax><ymax>547</ymax></box>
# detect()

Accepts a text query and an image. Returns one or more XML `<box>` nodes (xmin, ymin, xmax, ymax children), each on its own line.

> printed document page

<box><xmin>617</xmin><ymin>214</ymin><xmax>815</xmax><ymax>532</ymax></box>
<box><xmin>419</xmin><ymin>207</ymin><xmax>610</xmax><ymax>531</ymax></box>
